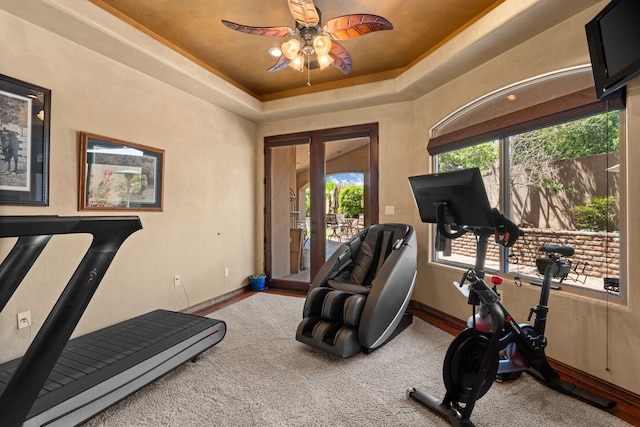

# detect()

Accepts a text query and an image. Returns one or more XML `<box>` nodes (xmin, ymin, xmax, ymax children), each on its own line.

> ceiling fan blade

<box><xmin>267</xmin><ymin>55</ymin><xmax>291</xmax><ymax>72</ymax></box>
<box><xmin>222</xmin><ymin>20</ymin><xmax>293</xmax><ymax>37</ymax></box>
<box><xmin>288</xmin><ymin>0</ymin><xmax>320</xmax><ymax>26</ymax></box>
<box><xmin>323</xmin><ymin>14</ymin><xmax>393</xmax><ymax>40</ymax></box>
<box><xmin>329</xmin><ymin>41</ymin><xmax>353</xmax><ymax>74</ymax></box>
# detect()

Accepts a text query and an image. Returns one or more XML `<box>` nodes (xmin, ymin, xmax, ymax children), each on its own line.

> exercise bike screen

<box><xmin>409</xmin><ymin>168</ymin><xmax>494</xmax><ymax>228</ymax></box>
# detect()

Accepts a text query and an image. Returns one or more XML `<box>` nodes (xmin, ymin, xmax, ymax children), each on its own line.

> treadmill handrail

<box><xmin>0</xmin><ymin>216</ymin><xmax>142</xmax><ymax>427</ymax></box>
<box><xmin>0</xmin><ymin>215</ymin><xmax>141</xmax><ymax>238</ymax></box>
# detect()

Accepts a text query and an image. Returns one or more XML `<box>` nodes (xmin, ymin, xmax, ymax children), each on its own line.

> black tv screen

<box><xmin>586</xmin><ymin>0</ymin><xmax>640</xmax><ymax>99</ymax></box>
<box><xmin>408</xmin><ymin>168</ymin><xmax>494</xmax><ymax>228</ymax></box>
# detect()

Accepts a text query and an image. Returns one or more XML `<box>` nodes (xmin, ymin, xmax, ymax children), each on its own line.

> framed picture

<box><xmin>0</xmin><ymin>74</ymin><xmax>51</xmax><ymax>205</ymax></box>
<box><xmin>79</xmin><ymin>132</ymin><xmax>164</xmax><ymax>211</ymax></box>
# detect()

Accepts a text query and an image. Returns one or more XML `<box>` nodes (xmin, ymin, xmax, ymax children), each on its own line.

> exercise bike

<box><xmin>494</xmin><ymin>244</ymin><xmax>573</xmax><ymax>381</ymax></box>
<box><xmin>407</xmin><ymin>168</ymin><xmax>616</xmax><ymax>427</ymax></box>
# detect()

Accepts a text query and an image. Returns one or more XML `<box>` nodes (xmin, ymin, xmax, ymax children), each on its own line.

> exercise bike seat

<box><xmin>539</xmin><ymin>244</ymin><xmax>574</xmax><ymax>257</ymax></box>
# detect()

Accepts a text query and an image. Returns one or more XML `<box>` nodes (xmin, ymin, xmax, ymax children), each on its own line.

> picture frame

<box><xmin>79</xmin><ymin>132</ymin><xmax>164</xmax><ymax>211</ymax></box>
<box><xmin>0</xmin><ymin>74</ymin><xmax>51</xmax><ymax>206</ymax></box>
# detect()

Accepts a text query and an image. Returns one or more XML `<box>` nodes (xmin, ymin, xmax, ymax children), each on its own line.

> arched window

<box><xmin>430</xmin><ymin>65</ymin><xmax>625</xmax><ymax>300</ymax></box>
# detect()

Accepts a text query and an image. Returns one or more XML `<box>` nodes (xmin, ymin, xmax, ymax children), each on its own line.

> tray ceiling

<box><xmin>90</xmin><ymin>0</ymin><xmax>504</xmax><ymax>101</ymax></box>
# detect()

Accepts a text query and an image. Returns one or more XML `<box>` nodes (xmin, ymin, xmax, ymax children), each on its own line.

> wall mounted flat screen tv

<box><xmin>585</xmin><ymin>0</ymin><xmax>640</xmax><ymax>99</ymax></box>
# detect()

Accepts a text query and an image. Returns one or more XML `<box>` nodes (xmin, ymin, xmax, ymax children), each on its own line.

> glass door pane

<box><xmin>324</xmin><ymin>137</ymin><xmax>370</xmax><ymax>259</ymax></box>
<box><xmin>269</xmin><ymin>143</ymin><xmax>310</xmax><ymax>285</ymax></box>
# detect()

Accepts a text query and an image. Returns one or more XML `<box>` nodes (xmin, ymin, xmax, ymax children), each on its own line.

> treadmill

<box><xmin>0</xmin><ymin>216</ymin><xmax>226</xmax><ymax>426</ymax></box>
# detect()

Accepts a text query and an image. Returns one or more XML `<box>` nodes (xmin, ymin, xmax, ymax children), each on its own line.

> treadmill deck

<box><xmin>0</xmin><ymin>309</ymin><xmax>225</xmax><ymax>426</ymax></box>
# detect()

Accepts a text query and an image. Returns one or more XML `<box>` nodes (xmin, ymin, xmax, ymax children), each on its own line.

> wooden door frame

<box><xmin>264</xmin><ymin>123</ymin><xmax>379</xmax><ymax>291</ymax></box>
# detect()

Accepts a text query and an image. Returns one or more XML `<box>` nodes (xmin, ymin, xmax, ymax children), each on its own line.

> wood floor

<box><xmin>201</xmin><ymin>287</ymin><xmax>640</xmax><ymax>426</ymax></box>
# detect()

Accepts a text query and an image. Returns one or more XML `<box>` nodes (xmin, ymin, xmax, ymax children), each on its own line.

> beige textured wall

<box><xmin>0</xmin><ymin>10</ymin><xmax>256</xmax><ymax>362</ymax></box>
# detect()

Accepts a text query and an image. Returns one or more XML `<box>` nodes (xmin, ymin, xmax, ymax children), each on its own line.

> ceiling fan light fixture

<box><xmin>313</xmin><ymin>35</ymin><xmax>331</xmax><ymax>56</ymax></box>
<box><xmin>288</xmin><ymin>54</ymin><xmax>304</xmax><ymax>72</ymax></box>
<box><xmin>223</xmin><ymin>0</ymin><xmax>393</xmax><ymax>80</ymax></box>
<box><xmin>317</xmin><ymin>53</ymin><xmax>334</xmax><ymax>70</ymax></box>
<box><xmin>282</xmin><ymin>38</ymin><xmax>301</xmax><ymax>60</ymax></box>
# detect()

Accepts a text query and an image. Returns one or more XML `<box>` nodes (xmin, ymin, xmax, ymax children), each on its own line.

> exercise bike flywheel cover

<box><xmin>443</xmin><ymin>328</ymin><xmax>499</xmax><ymax>403</ymax></box>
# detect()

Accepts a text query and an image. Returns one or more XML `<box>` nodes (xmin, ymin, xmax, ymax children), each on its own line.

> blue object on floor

<box><xmin>250</xmin><ymin>276</ymin><xmax>266</xmax><ymax>291</ymax></box>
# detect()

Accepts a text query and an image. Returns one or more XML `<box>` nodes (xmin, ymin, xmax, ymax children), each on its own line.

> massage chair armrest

<box><xmin>358</xmin><ymin>230</ymin><xmax>417</xmax><ymax>348</ymax></box>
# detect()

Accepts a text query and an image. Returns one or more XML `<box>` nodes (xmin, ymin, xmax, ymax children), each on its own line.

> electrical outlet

<box><xmin>224</xmin><ymin>267</ymin><xmax>229</xmax><ymax>278</ymax></box>
<box><xmin>174</xmin><ymin>275</ymin><xmax>181</xmax><ymax>286</ymax></box>
<box><xmin>17</xmin><ymin>311</ymin><xmax>31</xmax><ymax>329</ymax></box>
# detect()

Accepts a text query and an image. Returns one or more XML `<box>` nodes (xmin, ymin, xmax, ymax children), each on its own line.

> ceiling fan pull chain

<box><xmin>307</xmin><ymin>55</ymin><xmax>311</xmax><ymax>86</ymax></box>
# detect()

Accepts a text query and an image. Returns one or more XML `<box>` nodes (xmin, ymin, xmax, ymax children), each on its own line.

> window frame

<box><xmin>430</xmin><ymin>80</ymin><xmax>625</xmax><ymax>303</ymax></box>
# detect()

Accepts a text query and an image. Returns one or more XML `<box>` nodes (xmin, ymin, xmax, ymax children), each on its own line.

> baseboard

<box><xmin>549</xmin><ymin>358</ymin><xmax>640</xmax><ymax>408</ymax></box>
<box><xmin>408</xmin><ymin>300</ymin><xmax>467</xmax><ymax>334</ymax></box>
<box><xmin>407</xmin><ymin>299</ymin><xmax>640</xmax><ymax>420</ymax></box>
<box><xmin>184</xmin><ymin>286</ymin><xmax>307</xmax><ymax>318</ymax></box>
<box><xmin>267</xmin><ymin>280</ymin><xmax>310</xmax><ymax>293</ymax></box>
<box><xmin>183</xmin><ymin>285</ymin><xmax>252</xmax><ymax>316</ymax></box>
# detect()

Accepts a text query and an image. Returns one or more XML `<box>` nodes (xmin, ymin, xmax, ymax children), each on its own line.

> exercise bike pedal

<box><xmin>452</xmin><ymin>281</ymin><xmax>471</xmax><ymax>298</ymax></box>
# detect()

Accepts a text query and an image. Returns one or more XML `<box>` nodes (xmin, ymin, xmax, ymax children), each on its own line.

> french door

<box><xmin>264</xmin><ymin>123</ymin><xmax>379</xmax><ymax>291</ymax></box>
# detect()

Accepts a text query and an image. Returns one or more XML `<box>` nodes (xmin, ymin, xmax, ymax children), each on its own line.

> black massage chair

<box><xmin>295</xmin><ymin>223</ymin><xmax>417</xmax><ymax>357</ymax></box>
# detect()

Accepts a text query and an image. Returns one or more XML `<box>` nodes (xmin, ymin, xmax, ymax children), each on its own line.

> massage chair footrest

<box><xmin>296</xmin><ymin>316</ymin><xmax>362</xmax><ymax>357</ymax></box>
<box><xmin>305</xmin><ymin>288</ymin><xmax>366</xmax><ymax>326</ymax></box>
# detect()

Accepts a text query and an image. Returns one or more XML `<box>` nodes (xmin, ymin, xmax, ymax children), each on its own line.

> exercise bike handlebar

<box><xmin>435</xmin><ymin>204</ymin><xmax>524</xmax><ymax>247</ymax></box>
<box><xmin>490</xmin><ymin>208</ymin><xmax>524</xmax><ymax>248</ymax></box>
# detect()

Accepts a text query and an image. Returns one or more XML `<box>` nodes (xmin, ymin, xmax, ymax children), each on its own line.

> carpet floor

<box><xmin>81</xmin><ymin>293</ymin><xmax>629</xmax><ymax>426</ymax></box>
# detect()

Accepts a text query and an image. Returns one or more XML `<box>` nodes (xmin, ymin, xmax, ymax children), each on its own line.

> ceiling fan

<box><xmin>222</xmin><ymin>0</ymin><xmax>393</xmax><ymax>77</ymax></box>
